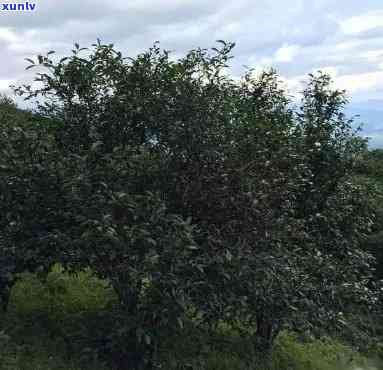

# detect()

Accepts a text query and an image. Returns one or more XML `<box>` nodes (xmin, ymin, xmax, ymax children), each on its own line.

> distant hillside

<box><xmin>346</xmin><ymin>99</ymin><xmax>383</xmax><ymax>148</ymax></box>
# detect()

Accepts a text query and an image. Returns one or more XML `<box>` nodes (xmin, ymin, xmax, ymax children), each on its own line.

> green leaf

<box><xmin>91</xmin><ymin>140</ymin><xmax>103</xmax><ymax>151</ymax></box>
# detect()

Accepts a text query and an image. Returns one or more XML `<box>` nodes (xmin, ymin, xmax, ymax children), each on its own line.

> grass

<box><xmin>0</xmin><ymin>265</ymin><xmax>114</xmax><ymax>370</ymax></box>
<box><xmin>0</xmin><ymin>265</ymin><xmax>381</xmax><ymax>370</ymax></box>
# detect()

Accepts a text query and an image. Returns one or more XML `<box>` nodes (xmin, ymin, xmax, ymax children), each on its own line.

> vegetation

<box><xmin>0</xmin><ymin>267</ymin><xmax>380</xmax><ymax>370</ymax></box>
<box><xmin>0</xmin><ymin>40</ymin><xmax>382</xmax><ymax>369</ymax></box>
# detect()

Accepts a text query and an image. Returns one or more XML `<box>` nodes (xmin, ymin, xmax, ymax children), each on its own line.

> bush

<box><xmin>2</xmin><ymin>265</ymin><xmax>116</xmax><ymax>369</ymax></box>
<box><xmin>9</xmin><ymin>264</ymin><xmax>116</xmax><ymax>319</ymax></box>
<box><xmin>272</xmin><ymin>331</ymin><xmax>372</xmax><ymax>370</ymax></box>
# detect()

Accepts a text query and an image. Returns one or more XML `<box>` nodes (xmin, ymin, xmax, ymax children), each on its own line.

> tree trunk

<box><xmin>253</xmin><ymin>315</ymin><xmax>278</xmax><ymax>368</ymax></box>
<box><xmin>112</xmin><ymin>283</ymin><xmax>149</xmax><ymax>370</ymax></box>
<box><xmin>0</xmin><ymin>284</ymin><xmax>11</xmax><ymax>312</ymax></box>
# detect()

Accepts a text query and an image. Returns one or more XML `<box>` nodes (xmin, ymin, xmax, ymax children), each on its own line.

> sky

<box><xmin>0</xmin><ymin>0</ymin><xmax>382</xmax><ymax>145</ymax></box>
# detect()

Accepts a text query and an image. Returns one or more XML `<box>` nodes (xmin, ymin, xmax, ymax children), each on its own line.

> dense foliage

<box><xmin>0</xmin><ymin>40</ymin><xmax>381</xmax><ymax>369</ymax></box>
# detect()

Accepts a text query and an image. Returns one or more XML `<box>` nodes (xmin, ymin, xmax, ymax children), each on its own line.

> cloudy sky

<box><xmin>0</xmin><ymin>0</ymin><xmax>383</xmax><ymax>145</ymax></box>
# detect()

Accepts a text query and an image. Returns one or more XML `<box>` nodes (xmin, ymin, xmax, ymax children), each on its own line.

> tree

<box><xmin>1</xmin><ymin>41</ymin><xmax>380</xmax><ymax>368</ymax></box>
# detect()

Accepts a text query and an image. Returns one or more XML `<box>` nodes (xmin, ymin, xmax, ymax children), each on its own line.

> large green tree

<box><xmin>0</xmin><ymin>41</ymin><xmax>380</xmax><ymax>368</ymax></box>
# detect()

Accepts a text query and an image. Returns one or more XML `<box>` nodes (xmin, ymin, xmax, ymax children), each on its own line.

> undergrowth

<box><xmin>0</xmin><ymin>266</ymin><xmax>381</xmax><ymax>370</ymax></box>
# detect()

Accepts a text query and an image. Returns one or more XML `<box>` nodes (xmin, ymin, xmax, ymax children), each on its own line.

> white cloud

<box><xmin>279</xmin><ymin>75</ymin><xmax>304</xmax><ymax>98</ymax></box>
<box><xmin>247</xmin><ymin>43</ymin><xmax>301</xmax><ymax>68</ymax></box>
<box><xmin>320</xmin><ymin>66</ymin><xmax>338</xmax><ymax>77</ymax></box>
<box><xmin>0</xmin><ymin>28</ymin><xmax>18</xmax><ymax>43</ymax></box>
<box><xmin>340</xmin><ymin>11</ymin><xmax>383</xmax><ymax>35</ymax></box>
<box><xmin>334</xmin><ymin>40</ymin><xmax>361</xmax><ymax>51</ymax></box>
<box><xmin>362</xmin><ymin>49</ymin><xmax>383</xmax><ymax>62</ymax></box>
<box><xmin>0</xmin><ymin>79</ymin><xmax>14</xmax><ymax>91</ymax></box>
<box><xmin>6</xmin><ymin>30</ymin><xmax>45</xmax><ymax>53</ymax></box>
<box><xmin>333</xmin><ymin>71</ymin><xmax>383</xmax><ymax>94</ymax></box>
<box><xmin>274</xmin><ymin>43</ymin><xmax>300</xmax><ymax>62</ymax></box>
